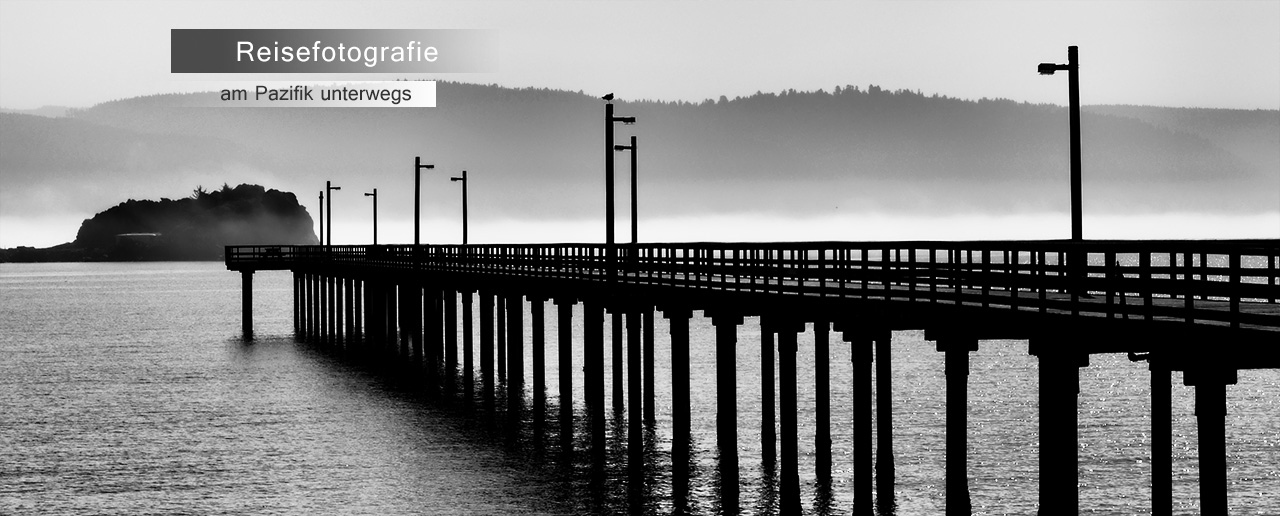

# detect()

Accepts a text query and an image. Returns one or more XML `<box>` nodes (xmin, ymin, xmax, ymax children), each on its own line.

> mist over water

<box><xmin>1</xmin><ymin>262</ymin><xmax>1277</xmax><ymax>514</ymax></box>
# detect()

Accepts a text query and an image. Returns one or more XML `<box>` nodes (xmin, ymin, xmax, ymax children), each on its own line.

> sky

<box><xmin>1</xmin><ymin>0</ymin><xmax>1278</xmax><ymax>110</ymax></box>
<box><xmin>1</xmin><ymin>0</ymin><xmax>1277</xmax><ymax>247</ymax></box>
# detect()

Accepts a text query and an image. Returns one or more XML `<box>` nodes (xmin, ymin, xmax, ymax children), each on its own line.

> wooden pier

<box><xmin>227</xmin><ymin>240</ymin><xmax>1279</xmax><ymax>515</ymax></box>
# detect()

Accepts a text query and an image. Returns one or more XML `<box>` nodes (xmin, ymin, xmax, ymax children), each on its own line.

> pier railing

<box><xmin>227</xmin><ymin>240</ymin><xmax>1280</xmax><ymax>331</ymax></box>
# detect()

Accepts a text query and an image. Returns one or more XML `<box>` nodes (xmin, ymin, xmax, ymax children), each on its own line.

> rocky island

<box><xmin>1</xmin><ymin>184</ymin><xmax>317</xmax><ymax>262</ymax></box>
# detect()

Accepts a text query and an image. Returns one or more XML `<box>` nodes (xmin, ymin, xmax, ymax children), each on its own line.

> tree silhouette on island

<box><xmin>1</xmin><ymin>184</ymin><xmax>317</xmax><ymax>262</ymax></box>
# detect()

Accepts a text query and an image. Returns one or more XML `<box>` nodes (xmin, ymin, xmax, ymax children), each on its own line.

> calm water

<box><xmin>1</xmin><ymin>262</ymin><xmax>1277</xmax><ymax>515</ymax></box>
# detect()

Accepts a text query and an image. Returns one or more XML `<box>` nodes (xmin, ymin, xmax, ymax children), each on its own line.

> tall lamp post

<box><xmin>326</xmin><ymin>181</ymin><xmax>341</xmax><ymax>248</ymax></box>
<box><xmin>614</xmin><ymin>136</ymin><xmax>638</xmax><ymax>244</ymax></box>
<box><xmin>414</xmin><ymin>157</ymin><xmax>434</xmax><ymax>247</ymax></box>
<box><xmin>364</xmin><ymin>188</ymin><xmax>378</xmax><ymax>245</ymax></box>
<box><xmin>450</xmin><ymin>171</ymin><xmax>469</xmax><ymax>245</ymax></box>
<box><xmin>1038</xmin><ymin>45</ymin><xmax>1082</xmax><ymax>242</ymax></box>
<box><xmin>318</xmin><ymin>191</ymin><xmax>324</xmax><ymax>246</ymax></box>
<box><xmin>603</xmin><ymin>93</ymin><xmax>636</xmax><ymax>279</ymax></box>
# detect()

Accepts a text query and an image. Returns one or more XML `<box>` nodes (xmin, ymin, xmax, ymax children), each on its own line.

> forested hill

<box><xmin>2</xmin><ymin>184</ymin><xmax>317</xmax><ymax>261</ymax></box>
<box><xmin>2</xmin><ymin>82</ymin><xmax>1276</xmax><ymax>228</ymax></box>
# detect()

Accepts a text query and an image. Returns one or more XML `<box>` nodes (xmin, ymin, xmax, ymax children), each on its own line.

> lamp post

<box><xmin>364</xmin><ymin>188</ymin><xmax>378</xmax><ymax>245</ymax></box>
<box><xmin>318</xmin><ymin>191</ymin><xmax>324</xmax><ymax>246</ymax></box>
<box><xmin>1038</xmin><ymin>45</ymin><xmax>1082</xmax><ymax>242</ymax></box>
<box><xmin>450</xmin><ymin>171</ymin><xmax>468</xmax><ymax>245</ymax></box>
<box><xmin>603</xmin><ymin>93</ymin><xmax>636</xmax><ymax>279</ymax></box>
<box><xmin>414</xmin><ymin>157</ymin><xmax>435</xmax><ymax>246</ymax></box>
<box><xmin>326</xmin><ymin>181</ymin><xmax>341</xmax><ymax>248</ymax></box>
<box><xmin>614</xmin><ymin>136</ymin><xmax>638</xmax><ymax>244</ymax></box>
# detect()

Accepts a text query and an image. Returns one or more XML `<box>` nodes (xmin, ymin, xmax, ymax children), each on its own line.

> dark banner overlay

<box><xmin>172</xmin><ymin>29</ymin><xmax>497</xmax><ymax>73</ymax></box>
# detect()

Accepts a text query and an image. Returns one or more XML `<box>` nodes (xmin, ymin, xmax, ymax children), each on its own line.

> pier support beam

<box><xmin>584</xmin><ymin>302</ymin><xmax>607</xmax><ymax>476</ymax></box>
<box><xmin>480</xmin><ymin>292</ymin><xmax>495</xmax><ymax>412</ymax></box>
<box><xmin>938</xmin><ymin>338</ymin><xmax>978</xmax><ymax>515</ymax></box>
<box><xmin>710</xmin><ymin>312</ymin><xmax>743</xmax><ymax>513</ymax></box>
<box><xmin>815</xmin><ymin>321</ymin><xmax>832</xmax><ymax>483</ymax></box>
<box><xmin>425</xmin><ymin>288</ymin><xmax>441</xmax><ymax>397</ymax></box>
<box><xmin>507</xmin><ymin>293</ymin><xmax>525</xmax><ymax>431</ymax></box>
<box><xmin>345</xmin><ymin>277</ymin><xmax>355</xmax><ymax>346</ymax></box>
<box><xmin>1030</xmin><ymin>343</ymin><xmax>1087</xmax><ymax>515</ymax></box>
<box><xmin>1185</xmin><ymin>366</ymin><xmax>1237</xmax><ymax>516</ymax></box>
<box><xmin>332</xmin><ymin>276</ymin><xmax>343</xmax><ymax>345</ymax></box>
<box><xmin>353</xmin><ymin>278</ymin><xmax>362</xmax><ymax>344</ymax></box>
<box><xmin>664</xmin><ymin>307</ymin><xmax>693</xmax><ymax>512</ymax></box>
<box><xmin>761</xmin><ymin>319</ymin><xmax>777</xmax><ymax>465</ymax></box>
<box><xmin>643</xmin><ymin>309</ymin><xmax>655</xmax><ymax>426</ymax></box>
<box><xmin>444</xmin><ymin>289</ymin><xmax>458</xmax><ymax>397</ymax></box>
<box><xmin>776</xmin><ymin>318</ymin><xmax>804</xmax><ymax>515</ymax></box>
<box><xmin>612</xmin><ymin>310</ymin><xmax>625</xmax><ymax>415</ymax></box>
<box><xmin>627</xmin><ymin>308</ymin><xmax>644</xmax><ymax>508</ymax></box>
<box><xmin>531</xmin><ymin>296</ymin><xmax>546</xmax><ymax>447</ymax></box>
<box><xmin>836</xmin><ymin>324</ymin><xmax>883</xmax><ymax>513</ymax></box>
<box><xmin>293</xmin><ymin>272</ymin><xmax>300</xmax><ymax>335</ymax></box>
<box><xmin>1151</xmin><ymin>360</ymin><xmax>1171</xmax><ymax>516</ymax></box>
<box><xmin>875</xmin><ymin>332</ymin><xmax>895</xmax><ymax>507</ymax></box>
<box><xmin>555</xmin><ymin>298</ymin><xmax>575</xmax><ymax>457</ymax></box>
<box><xmin>462</xmin><ymin>291</ymin><xmax>475</xmax><ymax>404</ymax></box>
<box><xmin>497</xmin><ymin>295</ymin><xmax>506</xmax><ymax>385</ymax></box>
<box><xmin>241</xmin><ymin>270</ymin><xmax>254</xmax><ymax>341</ymax></box>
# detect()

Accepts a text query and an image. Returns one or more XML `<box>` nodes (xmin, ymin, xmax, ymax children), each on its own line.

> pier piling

<box><xmin>875</xmin><ymin>331</ymin><xmax>896</xmax><ymax>507</ymax></box>
<box><xmin>1186</xmin><ymin>366</ymin><xmax>1237</xmax><ymax>516</ymax></box>
<box><xmin>711</xmin><ymin>312</ymin><xmax>743</xmax><ymax>512</ymax></box>
<box><xmin>1151</xmin><ymin>360</ymin><xmax>1171</xmax><ymax>516</ymax></box>
<box><xmin>555</xmin><ymin>298</ymin><xmax>575</xmax><ymax>457</ymax></box>
<box><xmin>938</xmin><ymin>338</ymin><xmax>977</xmax><ymax>515</ymax></box>
<box><xmin>1031</xmin><ymin>343</ymin><xmax>1087</xmax><ymax>515</ymax></box>
<box><xmin>225</xmin><ymin>239</ymin><xmax>1280</xmax><ymax>515</ymax></box>
<box><xmin>776</xmin><ymin>319</ymin><xmax>802</xmax><ymax>515</ymax></box>
<box><xmin>761</xmin><ymin>319</ymin><xmax>776</xmax><ymax>465</ymax></box>
<box><xmin>664</xmin><ymin>307</ymin><xmax>693</xmax><ymax>510</ymax></box>
<box><xmin>241</xmin><ymin>270</ymin><xmax>253</xmax><ymax>340</ymax></box>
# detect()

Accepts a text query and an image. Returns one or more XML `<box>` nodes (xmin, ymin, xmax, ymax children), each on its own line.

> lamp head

<box><xmin>614</xmin><ymin>145</ymin><xmax>632</xmax><ymax>151</ymax></box>
<box><xmin>1038</xmin><ymin>63</ymin><xmax>1059</xmax><ymax>75</ymax></box>
<box><xmin>364</xmin><ymin>192</ymin><xmax>375</xmax><ymax>197</ymax></box>
<box><xmin>602</xmin><ymin>92</ymin><xmax>614</xmax><ymax>101</ymax></box>
<box><xmin>614</xmin><ymin>116</ymin><xmax>636</xmax><ymax>125</ymax></box>
<box><xmin>450</xmin><ymin>177</ymin><xmax>464</xmax><ymax>182</ymax></box>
